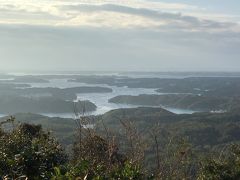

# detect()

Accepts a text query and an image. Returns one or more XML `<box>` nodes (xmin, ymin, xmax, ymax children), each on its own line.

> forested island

<box><xmin>0</xmin><ymin>96</ymin><xmax>96</xmax><ymax>114</ymax></box>
<box><xmin>109</xmin><ymin>94</ymin><xmax>238</xmax><ymax>112</ymax></box>
<box><xmin>69</xmin><ymin>76</ymin><xmax>240</xmax><ymax>96</ymax></box>
<box><xmin>0</xmin><ymin>80</ymin><xmax>113</xmax><ymax>114</ymax></box>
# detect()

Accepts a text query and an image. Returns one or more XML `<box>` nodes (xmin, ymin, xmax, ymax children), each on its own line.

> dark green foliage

<box><xmin>98</xmin><ymin>108</ymin><xmax>240</xmax><ymax>150</ymax></box>
<box><xmin>0</xmin><ymin>118</ymin><xmax>67</xmax><ymax>179</ymax></box>
<box><xmin>50</xmin><ymin>128</ymin><xmax>147</xmax><ymax>179</ymax></box>
<box><xmin>51</xmin><ymin>161</ymin><xmax>146</xmax><ymax>180</ymax></box>
<box><xmin>70</xmin><ymin>125</ymin><xmax>147</xmax><ymax>179</ymax></box>
<box><xmin>199</xmin><ymin>144</ymin><xmax>240</xmax><ymax>179</ymax></box>
<box><xmin>2</xmin><ymin>115</ymin><xmax>240</xmax><ymax>179</ymax></box>
<box><xmin>153</xmin><ymin>137</ymin><xmax>197</xmax><ymax>179</ymax></box>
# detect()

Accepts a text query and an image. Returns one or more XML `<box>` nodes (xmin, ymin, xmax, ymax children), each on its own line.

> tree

<box><xmin>0</xmin><ymin>117</ymin><xmax>67</xmax><ymax>179</ymax></box>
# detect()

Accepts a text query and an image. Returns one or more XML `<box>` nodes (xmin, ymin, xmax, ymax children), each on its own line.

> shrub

<box><xmin>198</xmin><ymin>144</ymin><xmax>240</xmax><ymax>179</ymax></box>
<box><xmin>0</xmin><ymin>117</ymin><xmax>67</xmax><ymax>179</ymax></box>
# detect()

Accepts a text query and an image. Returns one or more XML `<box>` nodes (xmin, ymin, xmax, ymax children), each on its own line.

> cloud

<box><xmin>0</xmin><ymin>0</ymin><xmax>238</xmax><ymax>33</ymax></box>
<box><xmin>0</xmin><ymin>1</ymin><xmax>239</xmax><ymax>71</ymax></box>
<box><xmin>0</xmin><ymin>24</ymin><xmax>239</xmax><ymax>71</ymax></box>
<box><xmin>59</xmin><ymin>3</ymin><xmax>239</xmax><ymax>32</ymax></box>
<box><xmin>0</xmin><ymin>3</ymin><xmax>68</xmax><ymax>25</ymax></box>
<box><xmin>54</xmin><ymin>0</ymin><xmax>199</xmax><ymax>11</ymax></box>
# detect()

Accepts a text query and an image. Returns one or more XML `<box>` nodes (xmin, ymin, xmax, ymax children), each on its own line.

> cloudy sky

<box><xmin>0</xmin><ymin>0</ymin><xmax>239</xmax><ymax>72</ymax></box>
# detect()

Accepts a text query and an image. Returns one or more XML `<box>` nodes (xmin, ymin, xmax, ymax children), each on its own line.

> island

<box><xmin>108</xmin><ymin>94</ymin><xmax>233</xmax><ymax>111</ymax></box>
<box><xmin>0</xmin><ymin>96</ymin><xmax>97</xmax><ymax>114</ymax></box>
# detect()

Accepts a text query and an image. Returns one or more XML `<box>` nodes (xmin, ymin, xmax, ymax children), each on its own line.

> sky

<box><xmin>0</xmin><ymin>0</ymin><xmax>239</xmax><ymax>72</ymax></box>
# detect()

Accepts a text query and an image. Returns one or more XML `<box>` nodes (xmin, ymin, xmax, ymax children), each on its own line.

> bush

<box><xmin>69</xmin><ymin>127</ymin><xmax>148</xmax><ymax>179</ymax></box>
<box><xmin>0</xmin><ymin>117</ymin><xmax>67</xmax><ymax>179</ymax></box>
<box><xmin>51</xmin><ymin>161</ymin><xmax>147</xmax><ymax>180</ymax></box>
<box><xmin>198</xmin><ymin>144</ymin><xmax>240</xmax><ymax>179</ymax></box>
<box><xmin>2</xmin><ymin>116</ymin><xmax>240</xmax><ymax>179</ymax></box>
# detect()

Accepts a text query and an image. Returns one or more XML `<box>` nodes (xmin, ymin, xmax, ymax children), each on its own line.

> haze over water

<box><xmin>7</xmin><ymin>77</ymin><xmax>195</xmax><ymax>118</ymax></box>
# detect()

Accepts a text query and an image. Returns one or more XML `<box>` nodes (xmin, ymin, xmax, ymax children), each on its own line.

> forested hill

<box><xmin>2</xmin><ymin>107</ymin><xmax>240</xmax><ymax>151</ymax></box>
<box><xmin>1</xmin><ymin>108</ymin><xmax>240</xmax><ymax>179</ymax></box>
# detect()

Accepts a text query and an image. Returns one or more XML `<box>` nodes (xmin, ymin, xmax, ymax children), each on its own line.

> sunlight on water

<box><xmin>18</xmin><ymin>78</ymin><xmax>198</xmax><ymax>118</ymax></box>
<box><xmin>0</xmin><ymin>114</ymin><xmax>6</xmax><ymax>118</ymax></box>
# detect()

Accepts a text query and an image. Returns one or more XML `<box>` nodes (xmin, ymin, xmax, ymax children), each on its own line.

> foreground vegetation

<box><xmin>1</xmin><ymin>115</ymin><xmax>240</xmax><ymax>179</ymax></box>
<box><xmin>1</xmin><ymin>74</ymin><xmax>240</xmax><ymax>178</ymax></box>
<box><xmin>0</xmin><ymin>117</ymin><xmax>147</xmax><ymax>179</ymax></box>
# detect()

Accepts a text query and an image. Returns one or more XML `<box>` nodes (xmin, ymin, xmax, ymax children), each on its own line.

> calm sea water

<box><xmin>25</xmin><ymin>79</ymin><xmax>196</xmax><ymax>118</ymax></box>
<box><xmin>0</xmin><ymin>114</ymin><xmax>6</xmax><ymax>118</ymax></box>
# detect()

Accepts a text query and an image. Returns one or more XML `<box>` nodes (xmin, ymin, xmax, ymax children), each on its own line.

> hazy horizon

<box><xmin>0</xmin><ymin>0</ymin><xmax>239</xmax><ymax>71</ymax></box>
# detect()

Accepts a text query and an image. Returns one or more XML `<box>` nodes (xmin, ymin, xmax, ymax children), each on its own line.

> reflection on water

<box><xmin>41</xmin><ymin>113</ymin><xmax>77</xmax><ymax>119</ymax></box>
<box><xmin>162</xmin><ymin>107</ymin><xmax>195</xmax><ymax>114</ymax></box>
<box><xmin>77</xmin><ymin>85</ymin><xmax>158</xmax><ymax>115</ymax></box>
<box><xmin>0</xmin><ymin>114</ymin><xmax>6</xmax><ymax>118</ymax></box>
<box><xmin>18</xmin><ymin>79</ymin><xmax>198</xmax><ymax>118</ymax></box>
